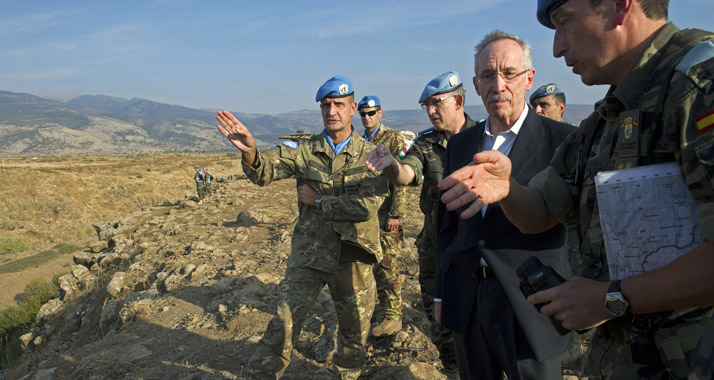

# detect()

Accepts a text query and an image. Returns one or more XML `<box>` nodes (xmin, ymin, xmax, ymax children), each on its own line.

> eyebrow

<box><xmin>550</xmin><ymin>6</ymin><xmax>569</xmax><ymax>25</ymax></box>
<box><xmin>321</xmin><ymin>99</ymin><xmax>345</xmax><ymax>106</ymax></box>
<box><xmin>479</xmin><ymin>66</ymin><xmax>521</xmax><ymax>74</ymax></box>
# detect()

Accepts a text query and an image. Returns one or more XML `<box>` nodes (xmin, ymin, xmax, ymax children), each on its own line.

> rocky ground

<box><xmin>1</xmin><ymin>171</ymin><xmax>586</xmax><ymax>380</ymax></box>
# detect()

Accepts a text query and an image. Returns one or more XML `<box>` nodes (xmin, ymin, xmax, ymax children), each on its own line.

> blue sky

<box><xmin>1</xmin><ymin>1</ymin><xmax>712</xmax><ymax>115</ymax></box>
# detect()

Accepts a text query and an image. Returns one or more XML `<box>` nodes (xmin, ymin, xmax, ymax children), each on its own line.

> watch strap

<box><xmin>608</xmin><ymin>279</ymin><xmax>622</xmax><ymax>294</ymax></box>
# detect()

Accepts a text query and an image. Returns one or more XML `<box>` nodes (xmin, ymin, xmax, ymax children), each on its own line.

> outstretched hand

<box><xmin>365</xmin><ymin>144</ymin><xmax>397</xmax><ymax>172</ymax></box>
<box><xmin>216</xmin><ymin>110</ymin><xmax>257</xmax><ymax>165</ymax></box>
<box><xmin>439</xmin><ymin>150</ymin><xmax>512</xmax><ymax>219</ymax></box>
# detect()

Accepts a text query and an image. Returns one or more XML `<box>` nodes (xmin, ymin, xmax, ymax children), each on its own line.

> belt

<box><xmin>474</xmin><ymin>266</ymin><xmax>494</xmax><ymax>279</ymax></box>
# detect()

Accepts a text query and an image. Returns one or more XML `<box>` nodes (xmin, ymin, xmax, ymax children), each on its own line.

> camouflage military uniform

<box><xmin>690</xmin><ymin>316</ymin><xmax>714</xmax><ymax>380</ymax></box>
<box><xmin>194</xmin><ymin>171</ymin><xmax>206</xmax><ymax>199</ymax></box>
<box><xmin>368</xmin><ymin>124</ymin><xmax>407</xmax><ymax>321</ymax></box>
<box><xmin>203</xmin><ymin>171</ymin><xmax>213</xmax><ymax>196</ymax></box>
<box><xmin>400</xmin><ymin>114</ymin><xmax>476</xmax><ymax>368</ymax></box>
<box><xmin>241</xmin><ymin>130</ymin><xmax>388</xmax><ymax>379</ymax></box>
<box><xmin>529</xmin><ymin>24</ymin><xmax>714</xmax><ymax>380</ymax></box>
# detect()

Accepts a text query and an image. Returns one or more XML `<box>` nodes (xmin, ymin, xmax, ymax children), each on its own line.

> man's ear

<box><xmin>455</xmin><ymin>93</ymin><xmax>465</xmax><ymax>110</ymax></box>
<box><xmin>613</xmin><ymin>0</ymin><xmax>634</xmax><ymax>26</ymax></box>
<box><xmin>473</xmin><ymin>76</ymin><xmax>481</xmax><ymax>96</ymax></box>
<box><xmin>525</xmin><ymin>68</ymin><xmax>535</xmax><ymax>91</ymax></box>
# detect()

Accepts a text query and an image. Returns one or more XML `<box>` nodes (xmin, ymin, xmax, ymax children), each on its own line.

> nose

<box><xmin>553</xmin><ymin>28</ymin><xmax>567</xmax><ymax>58</ymax></box>
<box><xmin>494</xmin><ymin>73</ymin><xmax>508</xmax><ymax>92</ymax></box>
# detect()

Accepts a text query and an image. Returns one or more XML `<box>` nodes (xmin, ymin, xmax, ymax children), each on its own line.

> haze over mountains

<box><xmin>0</xmin><ymin>90</ymin><xmax>593</xmax><ymax>156</ymax></box>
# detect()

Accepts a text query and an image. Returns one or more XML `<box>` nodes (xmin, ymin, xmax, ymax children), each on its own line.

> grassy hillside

<box><xmin>0</xmin><ymin>153</ymin><xmax>241</xmax><ymax>304</ymax></box>
<box><xmin>0</xmin><ymin>153</ymin><xmax>240</xmax><ymax>250</ymax></box>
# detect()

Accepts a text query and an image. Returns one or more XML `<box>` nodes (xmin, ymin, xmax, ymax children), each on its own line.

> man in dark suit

<box><xmin>435</xmin><ymin>30</ymin><xmax>576</xmax><ymax>380</ymax></box>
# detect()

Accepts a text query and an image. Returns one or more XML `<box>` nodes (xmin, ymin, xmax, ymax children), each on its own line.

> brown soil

<box><xmin>0</xmin><ymin>153</ymin><xmax>585</xmax><ymax>380</ymax></box>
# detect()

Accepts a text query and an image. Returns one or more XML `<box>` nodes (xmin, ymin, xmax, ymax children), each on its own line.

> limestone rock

<box><xmin>406</xmin><ymin>362</ymin><xmax>447</xmax><ymax>380</ymax></box>
<box><xmin>58</xmin><ymin>274</ymin><xmax>80</xmax><ymax>301</ymax></box>
<box><xmin>106</xmin><ymin>272</ymin><xmax>126</xmax><ymax>298</ymax></box>
<box><xmin>36</xmin><ymin>299</ymin><xmax>64</xmax><ymax>321</ymax></box>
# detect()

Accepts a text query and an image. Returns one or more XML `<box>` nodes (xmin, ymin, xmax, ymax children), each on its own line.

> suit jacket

<box><xmin>436</xmin><ymin>108</ymin><xmax>576</xmax><ymax>361</ymax></box>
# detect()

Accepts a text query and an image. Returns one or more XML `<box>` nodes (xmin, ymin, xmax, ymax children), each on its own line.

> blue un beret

<box><xmin>419</xmin><ymin>71</ymin><xmax>462</xmax><ymax>104</ymax></box>
<box><xmin>315</xmin><ymin>75</ymin><xmax>354</xmax><ymax>102</ymax></box>
<box><xmin>537</xmin><ymin>0</ymin><xmax>569</xmax><ymax>29</ymax></box>
<box><xmin>358</xmin><ymin>95</ymin><xmax>381</xmax><ymax>110</ymax></box>
<box><xmin>530</xmin><ymin>83</ymin><xmax>565</xmax><ymax>103</ymax></box>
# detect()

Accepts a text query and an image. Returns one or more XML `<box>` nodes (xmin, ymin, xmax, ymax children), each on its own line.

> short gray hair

<box><xmin>474</xmin><ymin>30</ymin><xmax>533</xmax><ymax>74</ymax></box>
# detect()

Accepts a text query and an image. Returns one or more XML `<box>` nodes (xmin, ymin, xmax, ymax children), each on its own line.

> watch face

<box><xmin>606</xmin><ymin>293</ymin><xmax>628</xmax><ymax>316</ymax></box>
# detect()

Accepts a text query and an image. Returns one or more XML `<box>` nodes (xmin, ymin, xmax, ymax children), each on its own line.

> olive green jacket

<box><xmin>242</xmin><ymin>129</ymin><xmax>388</xmax><ymax>272</ymax></box>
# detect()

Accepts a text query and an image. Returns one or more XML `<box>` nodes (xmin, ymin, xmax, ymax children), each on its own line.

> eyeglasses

<box><xmin>475</xmin><ymin>69</ymin><xmax>530</xmax><ymax>84</ymax></box>
<box><xmin>359</xmin><ymin>110</ymin><xmax>378</xmax><ymax>117</ymax></box>
<box><xmin>420</xmin><ymin>93</ymin><xmax>457</xmax><ymax>110</ymax></box>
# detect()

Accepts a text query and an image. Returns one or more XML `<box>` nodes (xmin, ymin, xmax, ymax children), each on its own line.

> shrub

<box><xmin>0</xmin><ymin>237</ymin><xmax>33</xmax><ymax>256</ymax></box>
<box><xmin>0</xmin><ymin>278</ymin><xmax>59</xmax><ymax>368</ymax></box>
<box><xmin>56</xmin><ymin>244</ymin><xmax>79</xmax><ymax>254</ymax></box>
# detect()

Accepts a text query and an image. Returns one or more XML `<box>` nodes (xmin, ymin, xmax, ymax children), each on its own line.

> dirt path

<box><xmin>0</xmin><ymin>253</ymin><xmax>73</xmax><ymax>308</ymax></box>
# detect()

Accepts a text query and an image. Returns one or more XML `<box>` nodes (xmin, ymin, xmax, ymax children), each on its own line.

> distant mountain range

<box><xmin>0</xmin><ymin>90</ymin><xmax>594</xmax><ymax>155</ymax></box>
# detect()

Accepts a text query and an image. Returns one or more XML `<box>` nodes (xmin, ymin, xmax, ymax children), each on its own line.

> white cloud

<box><xmin>300</xmin><ymin>0</ymin><xmax>503</xmax><ymax>39</ymax></box>
<box><xmin>0</xmin><ymin>11</ymin><xmax>67</xmax><ymax>36</ymax></box>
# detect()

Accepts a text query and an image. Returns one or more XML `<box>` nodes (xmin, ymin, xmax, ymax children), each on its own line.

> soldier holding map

<box><xmin>438</xmin><ymin>0</ymin><xmax>714</xmax><ymax>378</ymax></box>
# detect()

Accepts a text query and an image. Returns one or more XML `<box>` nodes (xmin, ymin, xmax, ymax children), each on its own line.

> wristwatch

<box><xmin>314</xmin><ymin>195</ymin><xmax>324</xmax><ymax>207</ymax></box>
<box><xmin>605</xmin><ymin>279</ymin><xmax>630</xmax><ymax>317</ymax></box>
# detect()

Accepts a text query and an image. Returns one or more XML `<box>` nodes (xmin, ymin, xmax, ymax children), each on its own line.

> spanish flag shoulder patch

<box><xmin>696</xmin><ymin>110</ymin><xmax>714</xmax><ymax>133</ymax></box>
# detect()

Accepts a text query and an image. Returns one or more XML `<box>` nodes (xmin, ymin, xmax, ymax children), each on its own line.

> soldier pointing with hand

<box><xmin>217</xmin><ymin>75</ymin><xmax>388</xmax><ymax>380</ymax></box>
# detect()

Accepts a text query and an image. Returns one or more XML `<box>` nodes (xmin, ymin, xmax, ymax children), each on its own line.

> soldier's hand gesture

<box><xmin>439</xmin><ymin>150</ymin><xmax>512</xmax><ymax>219</ymax></box>
<box><xmin>365</xmin><ymin>144</ymin><xmax>397</xmax><ymax>172</ymax></box>
<box><xmin>217</xmin><ymin>110</ymin><xmax>258</xmax><ymax>166</ymax></box>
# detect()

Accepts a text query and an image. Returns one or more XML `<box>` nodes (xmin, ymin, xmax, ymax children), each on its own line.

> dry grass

<box><xmin>0</xmin><ymin>152</ymin><xmax>241</xmax><ymax>259</ymax></box>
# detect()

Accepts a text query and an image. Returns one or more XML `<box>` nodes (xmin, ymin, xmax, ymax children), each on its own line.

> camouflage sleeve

<box><xmin>385</xmin><ymin>131</ymin><xmax>407</xmax><ymax>218</ymax></box>
<box><xmin>400</xmin><ymin>138</ymin><xmax>426</xmax><ymax>187</ymax></box>
<box><xmin>668</xmin><ymin>51</ymin><xmax>714</xmax><ymax>242</ymax></box>
<box><xmin>241</xmin><ymin>146</ymin><xmax>297</xmax><ymax>187</ymax></box>
<box><xmin>320</xmin><ymin>170</ymin><xmax>389</xmax><ymax>222</ymax></box>
<box><xmin>528</xmin><ymin>132</ymin><xmax>580</xmax><ymax>226</ymax></box>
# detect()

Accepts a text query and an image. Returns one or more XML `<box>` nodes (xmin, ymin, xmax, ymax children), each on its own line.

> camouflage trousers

<box><xmin>689</xmin><ymin>315</ymin><xmax>714</xmax><ymax>380</ymax></box>
<box><xmin>196</xmin><ymin>183</ymin><xmax>206</xmax><ymax>199</ymax></box>
<box><xmin>204</xmin><ymin>183</ymin><xmax>212</xmax><ymax>196</ymax></box>
<box><xmin>373</xmin><ymin>225</ymin><xmax>403</xmax><ymax>320</ymax></box>
<box><xmin>585</xmin><ymin>318</ymin><xmax>709</xmax><ymax>380</ymax></box>
<box><xmin>246</xmin><ymin>261</ymin><xmax>376</xmax><ymax>379</ymax></box>
<box><xmin>417</xmin><ymin>244</ymin><xmax>456</xmax><ymax>369</ymax></box>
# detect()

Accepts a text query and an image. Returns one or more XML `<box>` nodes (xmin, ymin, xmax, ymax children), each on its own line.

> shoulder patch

<box><xmin>675</xmin><ymin>40</ymin><xmax>714</xmax><ymax>76</ymax></box>
<box><xmin>282</xmin><ymin>140</ymin><xmax>298</xmax><ymax>149</ymax></box>
<box><xmin>696</xmin><ymin>110</ymin><xmax>714</xmax><ymax>134</ymax></box>
<box><xmin>417</xmin><ymin>127</ymin><xmax>435</xmax><ymax>136</ymax></box>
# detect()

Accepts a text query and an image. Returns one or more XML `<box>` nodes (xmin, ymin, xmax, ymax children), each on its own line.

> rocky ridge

<box><xmin>2</xmin><ymin>173</ymin><xmax>585</xmax><ymax>380</ymax></box>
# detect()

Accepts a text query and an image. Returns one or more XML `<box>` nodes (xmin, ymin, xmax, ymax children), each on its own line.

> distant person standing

<box><xmin>357</xmin><ymin>95</ymin><xmax>407</xmax><ymax>337</ymax></box>
<box><xmin>529</xmin><ymin>83</ymin><xmax>567</xmax><ymax>123</ymax></box>
<box><xmin>203</xmin><ymin>168</ymin><xmax>213</xmax><ymax>196</ymax></box>
<box><xmin>194</xmin><ymin>165</ymin><xmax>205</xmax><ymax>199</ymax></box>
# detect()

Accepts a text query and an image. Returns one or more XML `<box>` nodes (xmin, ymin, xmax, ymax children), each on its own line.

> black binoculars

<box><xmin>516</xmin><ymin>256</ymin><xmax>571</xmax><ymax>336</ymax></box>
